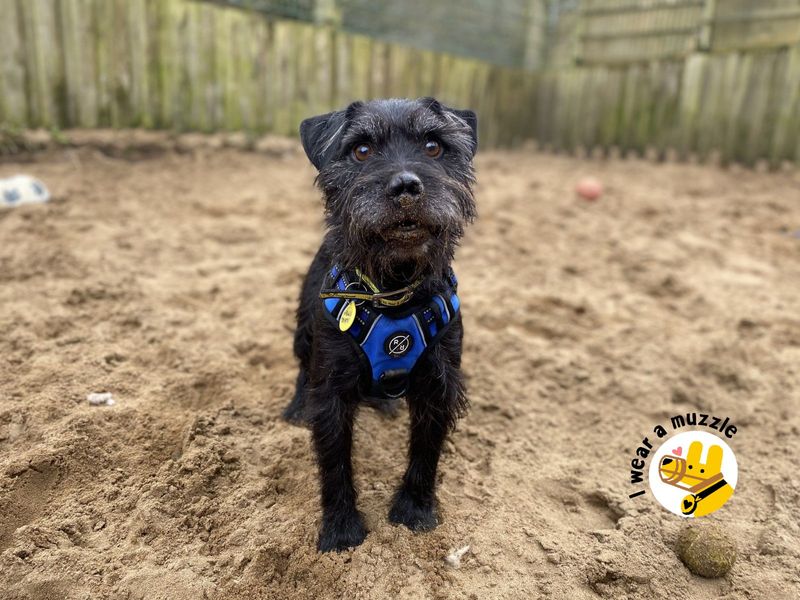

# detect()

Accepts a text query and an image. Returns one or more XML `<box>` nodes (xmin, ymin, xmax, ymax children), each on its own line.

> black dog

<box><xmin>283</xmin><ymin>97</ymin><xmax>477</xmax><ymax>552</ymax></box>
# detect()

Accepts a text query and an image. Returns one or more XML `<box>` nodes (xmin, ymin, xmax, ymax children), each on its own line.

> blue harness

<box><xmin>320</xmin><ymin>266</ymin><xmax>460</xmax><ymax>399</ymax></box>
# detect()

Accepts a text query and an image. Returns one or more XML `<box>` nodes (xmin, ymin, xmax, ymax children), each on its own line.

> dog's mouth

<box><xmin>381</xmin><ymin>218</ymin><xmax>433</xmax><ymax>241</ymax></box>
<box><xmin>396</xmin><ymin>218</ymin><xmax>422</xmax><ymax>233</ymax></box>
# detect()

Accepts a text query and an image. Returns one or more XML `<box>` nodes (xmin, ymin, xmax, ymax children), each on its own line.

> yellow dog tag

<box><xmin>339</xmin><ymin>301</ymin><xmax>356</xmax><ymax>331</ymax></box>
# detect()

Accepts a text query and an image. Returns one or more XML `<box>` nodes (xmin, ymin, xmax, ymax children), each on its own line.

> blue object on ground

<box><xmin>0</xmin><ymin>175</ymin><xmax>50</xmax><ymax>207</ymax></box>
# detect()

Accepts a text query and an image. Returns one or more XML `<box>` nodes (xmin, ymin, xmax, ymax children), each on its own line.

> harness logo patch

<box><xmin>385</xmin><ymin>331</ymin><xmax>413</xmax><ymax>357</ymax></box>
<box><xmin>628</xmin><ymin>413</ymin><xmax>739</xmax><ymax>518</ymax></box>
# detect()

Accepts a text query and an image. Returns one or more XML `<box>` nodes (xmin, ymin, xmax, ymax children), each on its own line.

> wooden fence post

<box><xmin>523</xmin><ymin>0</ymin><xmax>546</xmax><ymax>71</ymax></box>
<box><xmin>573</xmin><ymin>0</ymin><xmax>585</xmax><ymax>65</ymax></box>
<box><xmin>698</xmin><ymin>0</ymin><xmax>717</xmax><ymax>52</ymax></box>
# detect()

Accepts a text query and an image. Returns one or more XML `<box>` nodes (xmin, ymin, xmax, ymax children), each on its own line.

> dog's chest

<box><xmin>320</xmin><ymin>266</ymin><xmax>459</xmax><ymax>398</ymax></box>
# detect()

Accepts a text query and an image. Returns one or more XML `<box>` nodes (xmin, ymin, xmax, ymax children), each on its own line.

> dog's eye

<box><xmin>423</xmin><ymin>140</ymin><xmax>442</xmax><ymax>158</ymax></box>
<box><xmin>353</xmin><ymin>143</ymin><xmax>373</xmax><ymax>162</ymax></box>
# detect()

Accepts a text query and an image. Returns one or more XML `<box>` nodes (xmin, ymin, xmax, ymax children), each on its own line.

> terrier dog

<box><xmin>283</xmin><ymin>97</ymin><xmax>477</xmax><ymax>552</ymax></box>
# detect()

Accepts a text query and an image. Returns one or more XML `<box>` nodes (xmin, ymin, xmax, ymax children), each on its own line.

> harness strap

<box><xmin>320</xmin><ymin>264</ymin><xmax>459</xmax><ymax>399</ymax></box>
<box><xmin>319</xmin><ymin>267</ymin><xmax>424</xmax><ymax>307</ymax></box>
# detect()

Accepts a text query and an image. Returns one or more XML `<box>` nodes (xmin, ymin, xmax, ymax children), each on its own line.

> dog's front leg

<box><xmin>390</xmin><ymin>370</ymin><xmax>462</xmax><ymax>531</ymax></box>
<box><xmin>388</xmin><ymin>401</ymin><xmax>446</xmax><ymax>531</ymax></box>
<box><xmin>310</xmin><ymin>385</ymin><xmax>367</xmax><ymax>552</ymax></box>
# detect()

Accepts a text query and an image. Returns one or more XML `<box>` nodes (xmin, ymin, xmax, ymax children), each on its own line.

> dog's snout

<box><xmin>387</xmin><ymin>171</ymin><xmax>423</xmax><ymax>202</ymax></box>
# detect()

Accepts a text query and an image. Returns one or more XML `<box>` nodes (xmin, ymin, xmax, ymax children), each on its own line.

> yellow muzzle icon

<box><xmin>657</xmin><ymin>442</ymin><xmax>734</xmax><ymax>517</ymax></box>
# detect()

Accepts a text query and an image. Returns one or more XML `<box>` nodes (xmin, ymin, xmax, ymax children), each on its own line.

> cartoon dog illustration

<box><xmin>658</xmin><ymin>441</ymin><xmax>734</xmax><ymax>517</ymax></box>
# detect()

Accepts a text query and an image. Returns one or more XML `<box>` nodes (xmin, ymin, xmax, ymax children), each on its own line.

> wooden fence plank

<box><xmin>649</xmin><ymin>61</ymin><xmax>679</xmax><ymax>159</ymax></box>
<box><xmin>770</xmin><ymin>45</ymin><xmax>800</xmax><ymax>164</ymax></box>
<box><xmin>0</xmin><ymin>0</ymin><xmax>27</xmax><ymax>125</ymax></box>
<box><xmin>148</xmin><ymin>0</ymin><xmax>175</xmax><ymax>129</ymax></box>
<box><xmin>368</xmin><ymin>40</ymin><xmax>388</xmax><ymax>100</ymax></box>
<box><xmin>416</xmin><ymin>50</ymin><xmax>437</xmax><ymax>98</ymax></box>
<box><xmin>619</xmin><ymin>64</ymin><xmax>641</xmax><ymax>155</ymax></box>
<box><xmin>469</xmin><ymin>62</ymin><xmax>492</xmax><ymax>145</ymax></box>
<box><xmin>696</xmin><ymin>55</ymin><xmax>724</xmax><ymax>160</ymax></box>
<box><xmin>597</xmin><ymin>67</ymin><xmax>622</xmax><ymax>152</ymax></box>
<box><xmin>291</xmin><ymin>22</ymin><xmax>313</xmax><ymax>131</ymax></box>
<box><xmin>742</xmin><ymin>52</ymin><xmax>778</xmax><ymax>166</ymax></box>
<box><xmin>235</xmin><ymin>9</ymin><xmax>259</xmax><ymax>130</ymax></box>
<box><xmin>260</xmin><ymin>19</ymin><xmax>277</xmax><ymax>132</ymax></box>
<box><xmin>314</xmin><ymin>26</ymin><xmax>334</xmax><ymax>114</ymax></box>
<box><xmin>252</xmin><ymin>13</ymin><xmax>271</xmax><ymax>131</ymax></box>
<box><xmin>331</xmin><ymin>29</ymin><xmax>349</xmax><ymax>109</ymax></box>
<box><xmin>348</xmin><ymin>34</ymin><xmax>371</xmax><ymax>104</ymax></box>
<box><xmin>108</xmin><ymin>0</ymin><xmax>133</xmax><ymax>128</ymax></box>
<box><xmin>678</xmin><ymin>53</ymin><xmax>706</xmax><ymax>158</ymax></box>
<box><xmin>18</xmin><ymin>0</ymin><xmax>62</xmax><ymax>127</ymax></box>
<box><xmin>535</xmin><ymin>71</ymin><xmax>555</xmax><ymax>147</ymax></box>
<box><xmin>271</xmin><ymin>22</ymin><xmax>294</xmax><ymax>135</ymax></box>
<box><xmin>60</xmin><ymin>0</ymin><xmax>86</xmax><ymax>126</ymax></box>
<box><xmin>127</xmin><ymin>0</ymin><xmax>150</xmax><ymax>127</ymax></box>
<box><xmin>721</xmin><ymin>53</ymin><xmax>752</xmax><ymax>165</ymax></box>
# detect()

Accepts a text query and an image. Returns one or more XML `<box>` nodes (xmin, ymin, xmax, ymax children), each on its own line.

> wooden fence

<box><xmin>579</xmin><ymin>0</ymin><xmax>706</xmax><ymax>65</ymax></box>
<box><xmin>0</xmin><ymin>0</ymin><xmax>529</xmax><ymax>147</ymax></box>
<box><xmin>550</xmin><ymin>0</ymin><xmax>800</xmax><ymax>66</ymax></box>
<box><xmin>537</xmin><ymin>0</ymin><xmax>800</xmax><ymax>165</ymax></box>
<box><xmin>532</xmin><ymin>45</ymin><xmax>800</xmax><ymax>166</ymax></box>
<box><xmin>1</xmin><ymin>0</ymin><xmax>799</xmax><ymax>164</ymax></box>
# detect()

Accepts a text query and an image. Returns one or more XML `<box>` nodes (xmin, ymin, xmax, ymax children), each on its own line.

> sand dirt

<box><xmin>1</xmin><ymin>135</ymin><xmax>799</xmax><ymax>599</ymax></box>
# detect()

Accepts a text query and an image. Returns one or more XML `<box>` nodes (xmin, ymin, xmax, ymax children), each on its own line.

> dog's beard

<box><xmin>333</xmin><ymin>214</ymin><xmax>461</xmax><ymax>285</ymax></box>
<box><xmin>361</xmin><ymin>228</ymin><xmax>457</xmax><ymax>284</ymax></box>
<box><xmin>326</xmin><ymin>187</ymin><xmax>468</xmax><ymax>285</ymax></box>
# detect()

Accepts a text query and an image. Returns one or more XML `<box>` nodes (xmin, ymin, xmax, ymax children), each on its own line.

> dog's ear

<box><xmin>420</xmin><ymin>97</ymin><xmax>478</xmax><ymax>157</ymax></box>
<box><xmin>299</xmin><ymin>107</ymin><xmax>352</xmax><ymax>170</ymax></box>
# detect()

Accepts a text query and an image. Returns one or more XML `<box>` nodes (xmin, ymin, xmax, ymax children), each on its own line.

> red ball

<box><xmin>576</xmin><ymin>177</ymin><xmax>603</xmax><ymax>201</ymax></box>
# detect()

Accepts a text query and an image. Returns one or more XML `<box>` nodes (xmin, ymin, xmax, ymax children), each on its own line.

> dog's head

<box><xmin>300</xmin><ymin>97</ymin><xmax>477</xmax><ymax>282</ymax></box>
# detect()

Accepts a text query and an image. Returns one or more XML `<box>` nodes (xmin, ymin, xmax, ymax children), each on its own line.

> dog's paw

<box><xmin>388</xmin><ymin>489</ymin><xmax>438</xmax><ymax>532</ymax></box>
<box><xmin>317</xmin><ymin>511</ymin><xmax>368</xmax><ymax>552</ymax></box>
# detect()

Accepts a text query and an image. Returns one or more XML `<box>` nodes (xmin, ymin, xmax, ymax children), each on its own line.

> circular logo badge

<box><xmin>385</xmin><ymin>331</ymin><xmax>413</xmax><ymax>358</ymax></box>
<box><xmin>648</xmin><ymin>431</ymin><xmax>738</xmax><ymax>518</ymax></box>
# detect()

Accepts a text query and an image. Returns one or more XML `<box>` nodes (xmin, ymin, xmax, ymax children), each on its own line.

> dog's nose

<box><xmin>387</xmin><ymin>171</ymin><xmax>423</xmax><ymax>201</ymax></box>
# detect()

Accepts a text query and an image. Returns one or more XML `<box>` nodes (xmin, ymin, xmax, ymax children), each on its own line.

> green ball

<box><xmin>677</xmin><ymin>524</ymin><xmax>737</xmax><ymax>578</ymax></box>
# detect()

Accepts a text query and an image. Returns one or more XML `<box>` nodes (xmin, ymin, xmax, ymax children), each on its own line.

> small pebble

<box><xmin>87</xmin><ymin>392</ymin><xmax>115</xmax><ymax>406</ymax></box>
<box><xmin>445</xmin><ymin>544</ymin><xmax>470</xmax><ymax>568</ymax></box>
<box><xmin>596</xmin><ymin>550</ymin><xmax>614</xmax><ymax>564</ymax></box>
<box><xmin>676</xmin><ymin>523</ymin><xmax>737</xmax><ymax>578</ymax></box>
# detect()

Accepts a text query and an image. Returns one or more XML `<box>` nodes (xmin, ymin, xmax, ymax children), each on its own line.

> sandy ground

<box><xmin>1</xmin><ymin>135</ymin><xmax>799</xmax><ymax>600</ymax></box>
